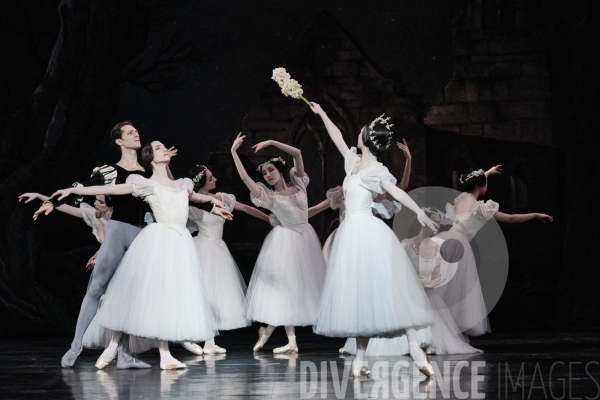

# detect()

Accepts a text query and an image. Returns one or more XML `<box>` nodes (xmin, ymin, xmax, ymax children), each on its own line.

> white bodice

<box><xmin>341</xmin><ymin>147</ymin><xmax>397</xmax><ymax>219</ymax></box>
<box><xmin>449</xmin><ymin>193</ymin><xmax>499</xmax><ymax>241</ymax></box>
<box><xmin>342</xmin><ymin>175</ymin><xmax>378</xmax><ymax>217</ymax></box>
<box><xmin>188</xmin><ymin>193</ymin><xmax>236</xmax><ymax>240</ymax></box>
<box><xmin>128</xmin><ymin>175</ymin><xmax>193</xmax><ymax>235</ymax></box>
<box><xmin>251</xmin><ymin>168</ymin><xmax>309</xmax><ymax>233</ymax></box>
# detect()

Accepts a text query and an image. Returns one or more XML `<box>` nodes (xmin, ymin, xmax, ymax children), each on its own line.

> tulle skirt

<box><xmin>313</xmin><ymin>214</ymin><xmax>434</xmax><ymax>338</ymax></box>
<box><xmin>194</xmin><ymin>236</ymin><xmax>250</xmax><ymax>330</ymax></box>
<box><xmin>434</xmin><ymin>230</ymin><xmax>490</xmax><ymax>336</ymax></box>
<box><xmin>343</xmin><ymin>289</ymin><xmax>482</xmax><ymax>355</ymax></box>
<box><xmin>244</xmin><ymin>225</ymin><xmax>326</xmax><ymax>326</ymax></box>
<box><xmin>322</xmin><ymin>228</ymin><xmax>337</xmax><ymax>264</ymax></box>
<box><xmin>96</xmin><ymin>223</ymin><xmax>218</xmax><ymax>342</ymax></box>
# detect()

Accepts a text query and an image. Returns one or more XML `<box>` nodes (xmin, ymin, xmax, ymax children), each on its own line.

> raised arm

<box><xmin>397</xmin><ymin>139</ymin><xmax>412</xmax><ymax>191</ymax></box>
<box><xmin>310</xmin><ymin>102</ymin><xmax>350</xmax><ymax>156</ymax></box>
<box><xmin>231</xmin><ymin>133</ymin><xmax>262</xmax><ymax>198</ymax></box>
<box><xmin>253</xmin><ymin>140</ymin><xmax>304</xmax><ymax>177</ymax></box>
<box><xmin>234</xmin><ymin>201</ymin><xmax>270</xmax><ymax>223</ymax></box>
<box><xmin>493</xmin><ymin>211</ymin><xmax>553</xmax><ymax>224</ymax></box>
<box><xmin>485</xmin><ymin>165</ymin><xmax>502</xmax><ymax>178</ymax></box>
<box><xmin>380</xmin><ymin>179</ymin><xmax>437</xmax><ymax>232</ymax></box>
<box><xmin>308</xmin><ymin>199</ymin><xmax>331</xmax><ymax>218</ymax></box>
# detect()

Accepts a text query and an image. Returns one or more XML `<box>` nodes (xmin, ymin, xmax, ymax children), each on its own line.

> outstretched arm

<box><xmin>234</xmin><ymin>201</ymin><xmax>270</xmax><ymax>223</ymax></box>
<box><xmin>380</xmin><ymin>179</ymin><xmax>437</xmax><ymax>232</ymax></box>
<box><xmin>231</xmin><ymin>132</ymin><xmax>262</xmax><ymax>198</ymax></box>
<box><xmin>19</xmin><ymin>193</ymin><xmax>83</xmax><ymax>218</ymax></box>
<box><xmin>494</xmin><ymin>211</ymin><xmax>553</xmax><ymax>224</ymax></box>
<box><xmin>485</xmin><ymin>165</ymin><xmax>502</xmax><ymax>178</ymax></box>
<box><xmin>189</xmin><ymin>192</ymin><xmax>233</xmax><ymax>220</ymax></box>
<box><xmin>310</xmin><ymin>102</ymin><xmax>350</xmax><ymax>156</ymax></box>
<box><xmin>308</xmin><ymin>199</ymin><xmax>331</xmax><ymax>218</ymax></box>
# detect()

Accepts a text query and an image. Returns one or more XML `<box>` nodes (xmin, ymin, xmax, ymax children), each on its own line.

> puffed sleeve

<box><xmin>251</xmin><ymin>183</ymin><xmax>274</xmax><ymax>209</ymax></box>
<box><xmin>453</xmin><ymin>192</ymin><xmax>468</xmax><ymax>206</ymax></box>
<box><xmin>79</xmin><ymin>203</ymin><xmax>97</xmax><ymax>228</ymax></box>
<box><xmin>126</xmin><ymin>175</ymin><xmax>155</xmax><ymax>198</ymax></box>
<box><xmin>359</xmin><ymin>164</ymin><xmax>397</xmax><ymax>195</ymax></box>
<box><xmin>289</xmin><ymin>167</ymin><xmax>309</xmax><ymax>192</ymax></box>
<box><xmin>344</xmin><ymin>147</ymin><xmax>361</xmax><ymax>175</ymax></box>
<box><xmin>219</xmin><ymin>192</ymin><xmax>237</xmax><ymax>213</ymax></box>
<box><xmin>268</xmin><ymin>213</ymin><xmax>281</xmax><ymax>226</ymax></box>
<box><xmin>188</xmin><ymin>205</ymin><xmax>205</xmax><ymax>223</ymax></box>
<box><xmin>372</xmin><ymin>194</ymin><xmax>402</xmax><ymax>219</ymax></box>
<box><xmin>182</xmin><ymin>178</ymin><xmax>195</xmax><ymax>195</ymax></box>
<box><xmin>477</xmin><ymin>200</ymin><xmax>499</xmax><ymax>220</ymax></box>
<box><xmin>326</xmin><ymin>186</ymin><xmax>344</xmax><ymax>210</ymax></box>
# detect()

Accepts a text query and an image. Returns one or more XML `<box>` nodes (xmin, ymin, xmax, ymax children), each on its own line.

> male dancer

<box><xmin>34</xmin><ymin>122</ymin><xmax>232</xmax><ymax>368</ymax></box>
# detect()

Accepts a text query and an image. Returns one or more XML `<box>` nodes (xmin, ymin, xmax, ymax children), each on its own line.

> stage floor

<box><xmin>1</xmin><ymin>326</ymin><xmax>598</xmax><ymax>399</ymax></box>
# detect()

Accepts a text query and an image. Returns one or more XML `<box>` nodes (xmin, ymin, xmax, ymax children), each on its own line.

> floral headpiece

<box><xmin>256</xmin><ymin>157</ymin><xmax>286</xmax><ymax>172</ymax></box>
<box><xmin>192</xmin><ymin>165</ymin><xmax>207</xmax><ymax>184</ymax></box>
<box><xmin>368</xmin><ymin>114</ymin><xmax>394</xmax><ymax>150</ymax></box>
<box><xmin>459</xmin><ymin>169</ymin><xmax>485</xmax><ymax>184</ymax></box>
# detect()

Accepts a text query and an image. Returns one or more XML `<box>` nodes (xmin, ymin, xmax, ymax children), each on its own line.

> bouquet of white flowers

<box><xmin>271</xmin><ymin>68</ymin><xmax>311</xmax><ymax>106</ymax></box>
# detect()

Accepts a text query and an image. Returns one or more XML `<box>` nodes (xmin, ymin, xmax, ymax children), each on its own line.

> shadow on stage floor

<box><xmin>1</xmin><ymin>326</ymin><xmax>598</xmax><ymax>399</ymax></box>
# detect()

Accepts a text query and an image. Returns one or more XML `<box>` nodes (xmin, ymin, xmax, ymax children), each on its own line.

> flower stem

<box><xmin>299</xmin><ymin>95</ymin><xmax>312</xmax><ymax>107</ymax></box>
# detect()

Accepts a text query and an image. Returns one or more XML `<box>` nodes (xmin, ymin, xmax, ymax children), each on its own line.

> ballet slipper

<box><xmin>203</xmin><ymin>344</ymin><xmax>226</xmax><ymax>355</ymax></box>
<box><xmin>160</xmin><ymin>360</ymin><xmax>187</xmax><ymax>370</ymax></box>
<box><xmin>253</xmin><ymin>327</ymin><xmax>271</xmax><ymax>352</ymax></box>
<box><xmin>273</xmin><ymin>344</ymin><xmax>298</xmax><ymax>354</ymax></box>
<box><xmin>95</xmin><ymin>348</ymin><xmax>117</xmax><ymax>370</ymax></box>
<box><xmin>182</xmin><ymin>342</ymin><xmax>203</xmax><ymax>355</ymax></box>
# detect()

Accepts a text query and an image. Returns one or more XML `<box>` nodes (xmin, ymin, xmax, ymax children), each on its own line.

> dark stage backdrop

<box><xmin>1</xmin><ymin>0</ymin><xmax>599</xmax><ymax>335</ymax></box>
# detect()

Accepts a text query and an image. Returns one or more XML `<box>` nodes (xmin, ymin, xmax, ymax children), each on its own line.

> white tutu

<box><xmin>188</xmin><ymin>194</ymin><xmax>250</xmax><ymax>331</ymax></box>
<box><xmin>96</xmin><ymin>177</ymin><xmax>218</xmax><ymax>343</ymax></box>
<box><xmin>245</xmin><ymin>169</ymin><xmax>326</xmax><ymax>326</ymax></box>
<box><xmin>343</xmin><ymin>289</ymin><xmax>482</xmax><ymax>355</ymax></box>
<box><xmin>313</xmin><ymin>148</ymin><xmax>434</xmax><ymax>338</ymax></box>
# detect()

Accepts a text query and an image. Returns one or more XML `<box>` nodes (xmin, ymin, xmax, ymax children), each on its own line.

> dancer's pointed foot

<box><xmin>253</xmin><ymin>327</ymin><xmax>271</xmax><ymax>352</ymax></box>
<box><xmin>351</xmin><ymin>367</ymin><xmax>371</xmax><ymax>378</ymax></box>
<box><xmin>424</xmin><ymin>345</ymin><xmax>436</xmax><ymax>355</ymax></box>
<box><xmin>419</xmin><ymin>363</ymin><xmax>434</xmax><ymax>378</ymax></box>
<box><xmin>273</xmin><ymin>344</ymin><xmax>298</xmax><ymax>354</ymax></box>
<box><xmin>61</xmin><ymin>346</ymin><xmax>82</xmax><ymax>368</ymax></box>
<box><xmin>182</xmin><ymin>342</ymin><xmax>203</xmax><ymax>355</ymax></box>
<box><xmin>95</xmin><ymin>348</ymin><xmax>117</xmax><ymax>370</ymax></box>
<box><xmin>117</xmin><ymin>354</ymin><xmax>151</xmax><ymax>369</ymax></box>
<box><xmin>203</xmin><ymin>344</ymin><xmax>226</xmax><ymax>355</ymax></box>
<box><xmin>339</xmin><ymin>347</ymin><xmax>348</xmax><ymax>354</ymax></box>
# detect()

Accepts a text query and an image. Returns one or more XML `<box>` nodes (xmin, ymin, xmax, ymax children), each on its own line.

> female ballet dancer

<box><xmin>310</xmin><ymin>103</ymin><xmax>437</xmax><ymax>378</ymax></box>
<box><xmin>308</xmin><ymin>140</ymin><xmax>412</xmax><ymax>262</ymax></box>
<box><xmin>230</xmin><ymin>133</ymin><xmax>327</xmax><ymax>354</ymax></box>
<box><xmin>435</xmin><ymin>168</ymin><xmax>553</xmax><ymax>338</ymax></box>
<box><xmin>181</xmin><ymin>165</ymin><xmax>271</xmax><ymax>356</ymax></box>
<box><xmin>50</xmin><ymin>141</ymin><xmax>231</xmax><ymax>369</ymax></box>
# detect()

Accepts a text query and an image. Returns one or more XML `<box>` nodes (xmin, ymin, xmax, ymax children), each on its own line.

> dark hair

<box><xmin>109</xmin><ymin>121</ymin><xmax>133</xmax><ymax>152</ymax></box>
<box><xmin>188</xmin><ymin>164</ymin><xmax>209</xmax><ymax>192</ymax></box>
<box><xmin>422</xmin><ymin>207</ymin><xmax>441</xmax><ymax>218</ymax></box>
<box><xmin>360</xmin><ymin>123</ymin><xmax>392</xmax><ymax>157</ymax></box>
<box><xmin>259</xmin><ymin>159</ymin><xmax>288</xmax><ymax>187</ymax></box>
<box><xmin>140</xmin><ymin>141</ymin><xmax>156</xmax><ymax>170</ymax></box>
<box><xmin>100</xmin><ymin>194</ymin><xmax>113</xmax><ymax>207</ymax></box>
<box><xmin>459</xmin><ymin>168</ymin><xmax>487</xmax><ymax>192</ymax></box>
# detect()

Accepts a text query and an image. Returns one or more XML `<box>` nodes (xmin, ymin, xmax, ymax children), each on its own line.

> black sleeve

<box><xmin>49</xmin><ymin>172</ymin><xmax>106</xmax><ymax>208</ymax></box>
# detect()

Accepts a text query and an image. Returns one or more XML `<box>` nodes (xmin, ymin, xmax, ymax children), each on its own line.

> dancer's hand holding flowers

<box><xmin>309</xmin><ymin>102</ymin><xmax>324</xmax><ymax>116</ymax></box>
